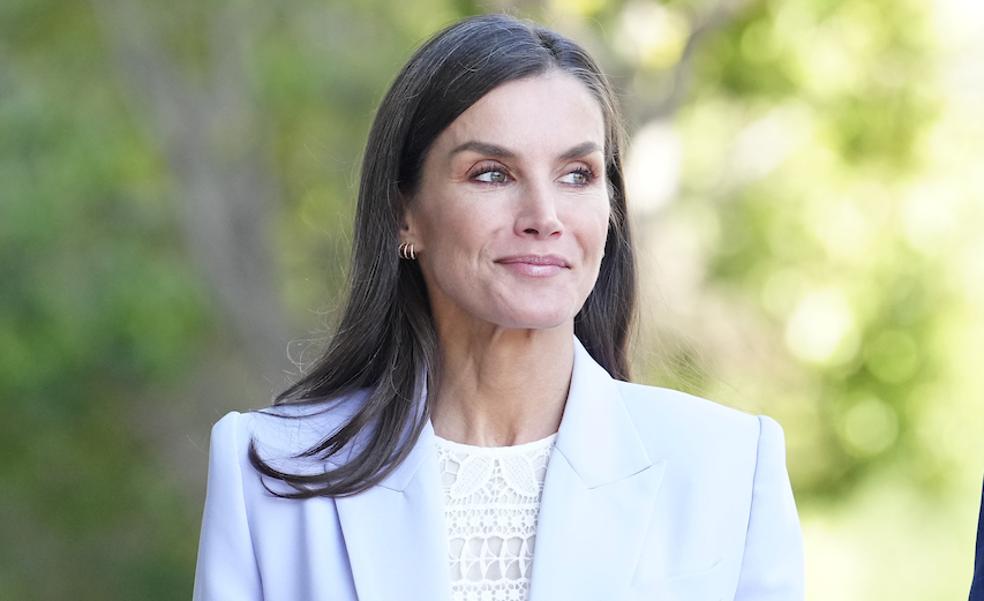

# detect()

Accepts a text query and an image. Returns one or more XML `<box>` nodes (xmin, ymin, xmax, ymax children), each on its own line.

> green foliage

<box><xmin>683</xmin><ymin>0</ymin><xmax>948</xmax><ymax>498</ymax></box>
<box><xmin>1</xmin><ymin>3</ymin><xmax>209</xmax><ymax>597</ymax></box>
<box><xmin>2</xmin><ymin>0</ymin><xmax>980</xmax><ymax>599</ymax></box>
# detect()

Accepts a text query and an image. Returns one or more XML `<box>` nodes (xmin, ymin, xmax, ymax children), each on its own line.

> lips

<box><xmin>494</xmin><ymin>254</ymin><xmax>571</xmax><ymax>278</ymax></box>
<box><xmin>495</xmin><ymin>254</ymin><xmax>571</xmax><ymax>268</ymax></box>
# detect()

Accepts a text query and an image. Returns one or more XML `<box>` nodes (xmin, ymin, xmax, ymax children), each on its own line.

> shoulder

<box><xmin>615</xmin><ymin>381</ymin><xmax>784</xmax><ymax>469</ymax></box>
<box><xmin>208</xmin><ymin>389</ymin><xmax>371</xmax><ymax>471</ymax></box>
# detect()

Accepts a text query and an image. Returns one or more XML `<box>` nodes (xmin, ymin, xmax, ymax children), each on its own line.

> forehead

<box><xmin>436</xmin><ymin>71</ymin><xmax>606</xmax><ymax>155</ymax></box>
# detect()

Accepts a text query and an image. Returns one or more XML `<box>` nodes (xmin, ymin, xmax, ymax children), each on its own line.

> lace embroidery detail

<box><xmin>434</xmin><ymin>433</ymin><xmax>557</xmax><ymax>601</ymax></box>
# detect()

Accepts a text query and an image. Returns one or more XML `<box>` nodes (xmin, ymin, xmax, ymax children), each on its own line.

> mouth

<box><xmin>495</xmin><ymin>254</ymin><xmax>571</xmax><ymax>268</ymax></box>
<box><xmin>494</xmin><ymin>254</ymin><xmax>571</xmax><ymax>278</ymax></box>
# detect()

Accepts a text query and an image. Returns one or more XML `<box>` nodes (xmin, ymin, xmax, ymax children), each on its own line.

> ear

<box><xmin>398</xmin><ymin>192</ymin><xmax>420</xmax><ymax>243</ymax></box>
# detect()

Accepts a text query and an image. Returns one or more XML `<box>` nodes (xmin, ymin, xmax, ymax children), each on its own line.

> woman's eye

<box><xmin>473</xmin><ymin>168</ymin><xmax>510</xmax><ymax>184</ymax></box>
<box><xmin>469</xmin><ymin>161</ymin><xmax>510</xmax><ymax>184</ymax></box>
<box><xmin>559</xmin><ymin>168</ymin><xmax>594</xmax><ymax>186</ymax></box>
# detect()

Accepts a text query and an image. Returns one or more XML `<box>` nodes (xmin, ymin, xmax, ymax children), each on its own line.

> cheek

<box><xmin>414</xmin><ymin>200</ymin><xmax>502</xmax><ymax>293</ymax></box>
<box><xmin>577</xmin><ymin>202</ymin><xmax>611</xmax><ymax>259</ymax></box>
<box><xmin>420</xmin><ymin>203</ymin><xmax>495</xmax><ymax>255</ymax></box>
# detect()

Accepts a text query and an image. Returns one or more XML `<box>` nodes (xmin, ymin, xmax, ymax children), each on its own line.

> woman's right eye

<box><xmin>475</xmin><ymin>170</ymin><xmax>508</xmax><ymax>183</ymax></box>
<box><xmin>470</xmin><ymin>163</ymin><xmax>511</xmax><ymax>184</ymax></box>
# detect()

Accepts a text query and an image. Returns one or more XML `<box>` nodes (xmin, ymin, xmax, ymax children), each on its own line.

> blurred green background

<box><xmin>2</xmin><ymin>0</ymin><xmax>981</xmax><ymax>598</ymax></box>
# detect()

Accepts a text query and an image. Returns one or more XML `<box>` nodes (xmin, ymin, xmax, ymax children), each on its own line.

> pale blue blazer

<box><xmin>193</xmin><ymin>338</ymin><xmax>804</xmax><ymax>600</ymax></box>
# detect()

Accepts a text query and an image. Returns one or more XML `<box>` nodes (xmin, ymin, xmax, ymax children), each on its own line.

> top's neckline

<box><xmin>433</xmin><ymin>431</ymin><xmax>559</xmax><ymax>453</ymax></box>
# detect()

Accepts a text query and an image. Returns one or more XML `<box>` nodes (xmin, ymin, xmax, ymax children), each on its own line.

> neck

<box><xmin>429</xmin><ymin>324</ymin><xmax>574</xmax><ymax>447</ymax></box>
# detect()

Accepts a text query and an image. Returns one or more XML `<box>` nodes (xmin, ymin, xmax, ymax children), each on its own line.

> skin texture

<box><xmin>401</xmin><ymin>70</ymin><xmax>610</xmax><ymax>446</ymax></box>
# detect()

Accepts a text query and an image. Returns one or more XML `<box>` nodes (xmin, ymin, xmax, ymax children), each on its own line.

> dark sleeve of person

<box><xmin>972</xmin><ymin>477</ymin><xmax>984</xmax><ymax>601</ymax></box>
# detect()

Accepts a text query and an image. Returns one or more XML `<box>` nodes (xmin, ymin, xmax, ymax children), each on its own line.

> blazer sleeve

<box><xmin>734</xmin><ymin>415</ymin><xmax>805</xmax><ymax>601</ymax></box>
<box><xmin>193</xmin><ymin>411</ymin><xmax>263</xmax><ymax>601</ymax></box>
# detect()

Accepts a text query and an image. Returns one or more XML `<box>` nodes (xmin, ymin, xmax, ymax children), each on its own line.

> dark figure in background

<box><xmin>972</xmin><ymin>477</ymin><xmax>984</xmax><ymax>601</ymax></box>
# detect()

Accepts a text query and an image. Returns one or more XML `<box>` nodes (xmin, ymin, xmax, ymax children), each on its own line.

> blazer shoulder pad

<box><xmin>616</xmin><ymin>382</ymin><xmax>763</xmax><ymax>462</ymax></box>
<box><xmin>242</xmin><ymin>388</ymin><xmax>372</xmax><ymax>473</ymax></box>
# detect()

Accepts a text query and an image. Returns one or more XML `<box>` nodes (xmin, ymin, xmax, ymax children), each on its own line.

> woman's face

<box><xmin>403</xmin><ymin>70</ymin><xmax>610</xmax><ymax>334</ymax></box>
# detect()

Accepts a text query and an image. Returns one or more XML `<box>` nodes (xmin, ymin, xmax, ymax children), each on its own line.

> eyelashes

<box><xmin>560</xmin><ymin>167</ymin><xmax>595</xmax><ymax>186</ymax></box>
<box><xmin>468</xmin><ymin>161</ymin><xmax>598</xmax><ymax>187</ymax></box>
<box><xmin>470</xmin><ymin>162</ymin><xmax>511</xmax><ymax>184</ymax></box>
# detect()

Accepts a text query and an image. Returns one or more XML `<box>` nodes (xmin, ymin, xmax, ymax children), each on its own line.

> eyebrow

<box><xmin>448</xmin><ymin>140</ymin><xmax>602</xmax><ymax>161</ymax></box>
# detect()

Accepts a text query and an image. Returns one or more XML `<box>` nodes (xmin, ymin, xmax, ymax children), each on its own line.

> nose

<box><xmin>514</xmin><ymin>181</ymin><xmax>563</xmax><ymax>239</ymax></box>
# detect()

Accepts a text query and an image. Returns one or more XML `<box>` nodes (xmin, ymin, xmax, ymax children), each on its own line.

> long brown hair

<box><xmin>248</xmin><ymin>13</ymin><xmax>637</xmax><ymax>498</ymax></box>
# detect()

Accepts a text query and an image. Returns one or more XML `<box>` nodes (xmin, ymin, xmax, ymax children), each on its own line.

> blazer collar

<box><xmin>374</xmin><ymin>335</ymin><xmax>653</xmax><ymax>491</ymax></box>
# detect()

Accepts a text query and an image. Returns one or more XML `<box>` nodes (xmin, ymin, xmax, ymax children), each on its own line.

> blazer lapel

<box><xmin>527</xmin><ymin>338</ymin><xmax>667</xmax><ymax>601</ymax></box>
<box><xmin>334</xmin><ymin>416</ymin><xmax>452</xmax><ymax>601</ymax></box>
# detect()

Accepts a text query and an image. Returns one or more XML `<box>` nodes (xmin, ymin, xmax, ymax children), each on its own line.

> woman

<box><xmin>193</xmin><ymin>13</ymin><xmax>804</xmax><ymax>601</ymax></box>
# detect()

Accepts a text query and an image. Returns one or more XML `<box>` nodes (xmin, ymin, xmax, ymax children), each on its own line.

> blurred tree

<box><xmin>1</xmin><ymin>0</ymin><xmax>979</xmax><ymax>599</ymax></box>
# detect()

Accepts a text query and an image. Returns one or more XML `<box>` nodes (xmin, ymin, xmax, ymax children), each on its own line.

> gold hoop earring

<box><xmin>398</xmin><ymin>242</ymin><xmax>416</xmax><ymax>260</ymax></box>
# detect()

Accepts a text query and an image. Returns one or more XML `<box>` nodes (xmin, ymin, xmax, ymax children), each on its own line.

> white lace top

<box><xmin>434</xmin><ymin>431</ymin><xmax>558</xmax><ymax>601</ymax></box>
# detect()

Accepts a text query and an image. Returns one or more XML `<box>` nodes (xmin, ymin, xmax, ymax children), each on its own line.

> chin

<box><xmin>492</xmin><ymin>307</ymin><xmax>575</xmax><ymax>331</ymax></box>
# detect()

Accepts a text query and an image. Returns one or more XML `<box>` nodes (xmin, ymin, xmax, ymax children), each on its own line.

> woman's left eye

<box><xmin>559</xmin><ymin>167</ymin><xmax>594</xmax><ymax>186</ymax></box>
